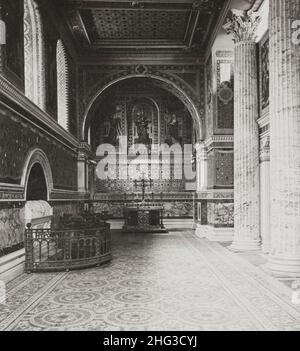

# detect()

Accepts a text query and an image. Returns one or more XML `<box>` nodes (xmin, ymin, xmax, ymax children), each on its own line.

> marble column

<box><xmin>267</xmin><ymin>0</ymin><xmax>300</xmax><ymax>277</ymax></box>
<box><xmin>260</xmin><ymin>138</ymin><xmax>270</xmax><ymax>253</ymax></box>
<box><xmin>195</xmin><ymin>142</ymin><xmax>208</xmax><ymax>192</ymax></box>
<box><xmin>194</xmin><ymin>142</ymin><xmax>209</xmax><ymax>238</ymax></box>
<box><xmin>224</xmin><ymin>10</ymin><xmax>261</xmax><ymax>251</ymax></box>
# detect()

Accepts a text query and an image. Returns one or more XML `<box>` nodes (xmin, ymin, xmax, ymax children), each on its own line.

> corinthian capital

<box><xmin>223</xmin><ymin>9</ymin><xmax>261</xmax><ymax>43</ymax></box>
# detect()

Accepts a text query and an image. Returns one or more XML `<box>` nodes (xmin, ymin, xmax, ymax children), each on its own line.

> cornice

<box><xmin>205</xmin><ymin>135</ymin><xmax>234</xmax><ymax>147</ymax></box>
<box><xmin>195</xmin><ymin>189</ymin><xmax>234</xmax><ymax>200</ymax></box>
<box><xmin>77</xmin><ymin>53</ymin><xmax>205</xmax><ymax>66</ymax></box>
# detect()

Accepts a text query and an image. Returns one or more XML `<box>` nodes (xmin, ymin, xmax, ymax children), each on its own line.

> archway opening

<box><xmin>26</xmin><ymin>163</ymin><xmax>48</xmax><ymax>201</ymax></box>
<box><xmin>85</xmin><ymin>77</ymin><xmax>197</xmax><ymax>195</ymax></box>
<box><xmin>82</xmin><ymin>76</ymin><xmax>202</xmax><ymax>142</ymax></box>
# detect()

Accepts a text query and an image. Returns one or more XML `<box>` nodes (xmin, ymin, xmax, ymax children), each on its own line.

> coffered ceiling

<box><xmin>57</xmin><ymin>0</ymin><xmax>229</xmax><ymax>54</ymax></box>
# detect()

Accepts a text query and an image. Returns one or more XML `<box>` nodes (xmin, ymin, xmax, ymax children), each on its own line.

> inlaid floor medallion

<box><xmin>1</xmin><ymin>231</ymin><xmax>300</xmax><ymax>331</ymax></box>
<box><xmin>30</xmin><ymin>309</ymin><xmax>93</xmax><ymax>329</ymax></box>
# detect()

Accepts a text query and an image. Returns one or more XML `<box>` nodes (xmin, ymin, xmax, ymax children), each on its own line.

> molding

<box><xmin>204</xmin><ymin>135</ymin><xmax>234</xmax><ymax>150</ymax></box>
<box><xmin>93</xmin><ymin>192</ymin><xmax>195</xmax><ymax>202</ymax></box>
<box><xmin>195</xmin><ymin>190</ymin><xmax>234</xmax><ymax>200</ymax></box>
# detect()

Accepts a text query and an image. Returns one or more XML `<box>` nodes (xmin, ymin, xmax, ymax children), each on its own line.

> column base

<box><xmin>230</xmin><ymin>239</ymin><xmax>261</xmax><ymax>252</ymax></box>
<box><xmin>261</xmin><ymin>243</ymin><xmax>270</xmax><ymax>254</ymax></box>
<box><xmin>195</xmin><ymin>224</ymin><xmax>234</xmax><ymax>242</ymax></box>
<box><xmin>195</xmin><ymin>224</ymin><xmax>209</xmax><ymax>239</ymax></box>
<box><xmin>267</xmin><ymin>254</ymin><xmax>300</xmax><ymax>278</ymax></box>
<box><xmin>207</xmin><ymin>227</ymin><xmax>234</xmax><ymax>242</ymax></box>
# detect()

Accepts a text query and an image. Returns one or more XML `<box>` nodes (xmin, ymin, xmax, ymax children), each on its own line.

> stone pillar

<box><xmin>224</xmin><ymin>10</ymin><xmax>261</xmax><ymax>251</ymax></box>
<box><xmin>260</xmin><ymin>137</ymin><xmax>270</xmax><ymax>253</ymax></box>
<box><xmin>195</xmin><ymin>142</ymin><xmax>208</xmax><ymax>192</ymax></box>
<box><xmin>267</xmin><ymin>0</ymin><xmax>300</xmax><ymax>277</ymax></box>
<box><xmin>77</xmin><ymin>142</ymin><xmax>91</xmax><ymax>194</ymax></box>
<box><xmin>194</xmin><ymin>142</ymin><xmax>209</xmax><ymax>238</ymax></box>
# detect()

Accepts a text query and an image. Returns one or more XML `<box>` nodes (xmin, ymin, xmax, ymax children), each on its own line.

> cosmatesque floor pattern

<box><xmin>1</xmin><ymin>230</ymin><xmax>300</xmax><ymax>331</ymax></box>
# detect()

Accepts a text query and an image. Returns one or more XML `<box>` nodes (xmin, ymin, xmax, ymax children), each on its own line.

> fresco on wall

<box><xmin>91</xmin><ymin>79</ymin><xmax>195</xmax><ymax>193</ymax></box>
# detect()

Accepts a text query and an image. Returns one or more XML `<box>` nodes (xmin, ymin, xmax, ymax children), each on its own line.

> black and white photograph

<box><xmin>0</xmin><ymin>0</ymin><xmax>300</xmax><ymax>336</ymax></box>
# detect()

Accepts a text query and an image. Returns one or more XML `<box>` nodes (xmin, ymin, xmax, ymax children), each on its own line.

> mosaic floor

<box><xmin>1</xmin><ymin>230</ymin><xmax>300</xmax><ymax>331</ymax></box>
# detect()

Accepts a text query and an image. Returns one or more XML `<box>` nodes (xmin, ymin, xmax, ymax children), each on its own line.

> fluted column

<box><xmin>260</xmin><ymin>138</ymin><xmax>270</xmax><ymax>253</ymax></box>
<box><xmin>224</xmin><ymin>10</ymin><xmax>261</xmax><ymax>251</ymax></box>
<box><xmin>267</xmin><ymin>0</ymin><xmax>300</xmax><ymax>277</ymax></box>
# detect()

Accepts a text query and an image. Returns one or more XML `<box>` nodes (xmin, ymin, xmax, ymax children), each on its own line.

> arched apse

<box><xmin>86</xmin><ymin>78</ymin><xmax>195</xmax><ymax>153</ymax></box>
<box><xmin>22</xmin><ymin>149</ymin><xmax>54</xmax><ymax>201</ymax></box>
<box><xmin>26</xmin><ymin>163</ymin><xmax>48</xmax><ymax>201</ymax></box>
<box><xmin>82</xmin><ymin>74</ymin><xmax>204</xmax><ymax>143</ymax></box>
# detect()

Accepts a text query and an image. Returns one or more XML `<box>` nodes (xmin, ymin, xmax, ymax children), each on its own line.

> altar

<box><xmin>122</xmin><ymin>178</ymin><xmax>168</xmax><ymax>233</ymax></box>
<box><xmin>123</xmin><ymin>202</ymin><xmax>167</xmax><ymax>233</ymax></box>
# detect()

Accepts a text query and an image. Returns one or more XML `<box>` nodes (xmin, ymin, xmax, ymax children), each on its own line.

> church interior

<box><xmin>0</xmin><ymin>0</ymin><xmax>300</xmax><ymax>331</ymax></box>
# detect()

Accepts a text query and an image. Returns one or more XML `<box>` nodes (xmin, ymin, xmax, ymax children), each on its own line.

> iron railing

<box><xmin>25</xmin><ymin>221</ymin><xmax>112</xmax><ymax>273</ymax></box>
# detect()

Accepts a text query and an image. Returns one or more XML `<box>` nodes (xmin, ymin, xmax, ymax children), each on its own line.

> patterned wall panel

<box><xmin>215</xmin><ymin>151</ymin><xmax>234</xmax><ymax>188</ymax></box>
<box><xmin>93</xmin><ymin>200</ymin><xmax>193</xmax><ymax>219</ymax></box>
<box><xmin>0</xmin><ymin>205</ymin><xmax>25</xmax><ymax>254</ymax></box>
<box><xmin>207</xmin><ymin>201</ymin><xmax>234</xmax><ymax>228</ymax></box>
<box><xmin>0</xmin><ymin>107</ymin><xmax>77</xmax><ymax>191</ymax></box>
<box><xmin>96</xmin><ymin>179</ymin><xmax>186</xmax><ymax>194</ymax></box>
<box><xmin>91</xmin><ymin>80</ymin><xmax>195</xmax><ymax>193</ymax></box>
<box><xmin>205</xmin><ymin>55</ymin><xmax>213</xmax><ymax>137</ymax></box>
<box><xmin>207</xmin><ymin>150</ymin><xmax>234</xmax><ymax>189</ymax></box>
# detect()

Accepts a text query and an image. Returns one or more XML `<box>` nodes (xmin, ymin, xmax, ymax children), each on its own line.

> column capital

<box><xmin>78</xmin><ymin>142</ymin><xmax>92</xmax><ymax>160</ymax></box>
<box><xmin>195</xmin><ymin>142</ymin><xmax>208</xmax><ymax>160</ymax></box>
<box><xmin>223</xmin><ymin>9</ymin><xmax>261</xmax><ymax>43</ymax></box>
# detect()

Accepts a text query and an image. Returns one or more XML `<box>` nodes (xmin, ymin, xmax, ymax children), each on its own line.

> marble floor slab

<box><xmin>1</xmin><ymin>231</ymin><xmax>300</xmax><ymax>331</ymax></box>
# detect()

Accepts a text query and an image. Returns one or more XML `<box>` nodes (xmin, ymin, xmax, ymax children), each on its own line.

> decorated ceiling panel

<box><xmin>58</xmin><ymin>0</ymin><xmax>228</xmax><ymax>52</ymax></box>
<box><xmin>82</xmin><ymin>8</ymin><xmax>190</xmax><ymax>42</ymax></box>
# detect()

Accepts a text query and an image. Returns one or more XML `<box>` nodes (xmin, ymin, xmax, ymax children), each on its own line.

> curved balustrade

<box><xmin>25</xmin><ymin>219</ymin><xmax>112</xmax><ymax>273</ymax></box>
